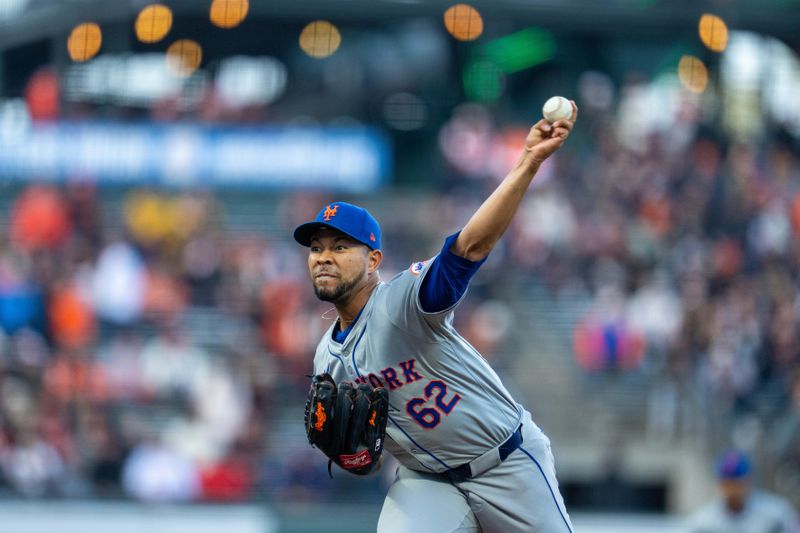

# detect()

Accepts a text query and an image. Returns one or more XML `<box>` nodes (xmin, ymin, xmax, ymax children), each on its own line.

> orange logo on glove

<box><xmin>369</xmin><ymin>411</ymin><xmax>377</xmax><ymax>427</ymax></box>
<box><xmin>314</xmin><ymin>402</ymin><xmax>327</xmax><ymax>431</ymax></box>
<box><xmin>323</xmin><ymin>204</ymin><xmax>339</xmax><ymax>221</ymax></box>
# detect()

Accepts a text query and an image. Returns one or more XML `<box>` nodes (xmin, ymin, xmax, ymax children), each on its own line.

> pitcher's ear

<box><xmin>368</xmin><ymin>249</ymin><xmax>383</xmax><ymax>273</ymax></box>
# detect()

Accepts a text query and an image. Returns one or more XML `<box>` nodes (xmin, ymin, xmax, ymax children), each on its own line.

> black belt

<box><xmin>445</xmin><ymin>425</ymin><xmax>523</xmax><ymax>483</ymax></box>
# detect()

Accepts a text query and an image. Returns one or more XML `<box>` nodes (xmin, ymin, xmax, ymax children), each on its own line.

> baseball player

<box><xmin>297</xmin><ymin>103</ymin><xmax>578</xmax><ymax>532</ymax></box>
<box><xmin>685</xmin><ymin>450</ymin><xmax>799</xmax><ymax>533</ymax></box>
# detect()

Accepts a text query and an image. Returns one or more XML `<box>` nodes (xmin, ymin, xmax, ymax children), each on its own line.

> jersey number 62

<box><xmin>406</xmin><ymin>380</ymin><xmax>462</xmax><ymax>429</ymax></box>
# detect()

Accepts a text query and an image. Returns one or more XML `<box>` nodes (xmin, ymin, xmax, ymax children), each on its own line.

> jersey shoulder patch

<box><xmin>409</xmin><ymin>260</ymin><xmax>428</xmax><ymax>276</ymax></box>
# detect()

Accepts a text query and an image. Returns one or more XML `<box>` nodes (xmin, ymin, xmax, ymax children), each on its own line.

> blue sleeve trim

<box><xmin>419</xmin><ymin>231</ymin><xmax>487</xmax><ymax>313</ymax></box>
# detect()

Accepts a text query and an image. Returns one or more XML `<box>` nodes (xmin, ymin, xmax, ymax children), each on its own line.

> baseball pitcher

<box><xmin>298</xmin><ymin>103</ymin><xmax>578</xmax><ymax>532</ymax></box>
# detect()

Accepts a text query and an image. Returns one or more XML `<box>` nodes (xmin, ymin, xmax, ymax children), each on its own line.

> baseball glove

<box><xmin>304</xmin><ymin>373</ymin><xmax>389</xmax><ymax>476</ymax></box>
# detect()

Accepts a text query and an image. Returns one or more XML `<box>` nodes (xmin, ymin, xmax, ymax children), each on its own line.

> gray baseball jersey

<box><xmin>312</xmin><ymin>258</ymin><xmax>525</xmax><ymax>472</ymax></box>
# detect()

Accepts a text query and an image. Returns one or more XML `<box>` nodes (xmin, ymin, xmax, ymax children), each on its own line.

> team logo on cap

<box><xmin>323</xmin><ymin>204</ymin><xmax>339</xmax><ymax>221</ymax></box>
<box><xmin>370</xmin><ymin>233</ymin><xmax>376</xmax><ymax>242</ymax></box>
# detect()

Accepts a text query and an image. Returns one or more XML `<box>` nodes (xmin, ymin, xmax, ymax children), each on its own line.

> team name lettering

<box><xmin>347</xmin><ymin>359</ymin><xmax>425</xmax><ymax>390</ymax></box>
<box><xmin>354</xmin><ymin>373</ymin><xmax>388</xmax><ymax>388</ymax></box>
<box><xmin>380</xmin><ymin>368</ymin><xmax>403</xmax><ymax>390</ymax></box>
<box><xmin>399</xmin><ymin>359</ymin><xmax>423</xmax><ymax>383</ymax></box>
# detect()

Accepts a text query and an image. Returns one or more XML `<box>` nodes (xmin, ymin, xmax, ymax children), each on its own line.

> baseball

<box><xmin>542</xmin><ymin>96</ymin><xmax>573</xmax><ymax>123</ymax></box>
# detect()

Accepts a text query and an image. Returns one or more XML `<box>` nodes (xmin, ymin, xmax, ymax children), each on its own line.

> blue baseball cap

<box><xmin>293</xmin><ymin>202</ymin><xmax>382</xmax><ymax>250</ymax></box>
<box><xmin>716</xmin><ymin>450</ymin><xmax>751</xmax><ymax>480</ymax></box>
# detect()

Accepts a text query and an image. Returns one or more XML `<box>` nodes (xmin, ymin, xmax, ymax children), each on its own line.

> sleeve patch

<box><xmin>409</xmin><ymin>260</ymin><xmax>427</xmax><ymax>276</ymax></box>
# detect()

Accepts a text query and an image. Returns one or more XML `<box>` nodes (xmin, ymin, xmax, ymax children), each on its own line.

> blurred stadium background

<box><xmin>0</xmin><ymin>0</ymin><xmax>799</xmax><ymax>531</ymax></box>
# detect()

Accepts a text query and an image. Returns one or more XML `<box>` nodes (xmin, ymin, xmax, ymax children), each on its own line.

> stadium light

<box><xmin>166</xmin><ymin>39</ymin><xmax>203</xmax><ymax>77</ymax></box>
<box><xmin>135</xmin><ymin>4</ymin><xmax>173</xmax><ymax>43</ymax></box>
<box><xmin>68</xmin><ymin>22</ymin><xmax>102</xmax><ymax>63</ymax></box>
<box><xmin>699</xmin><ymin>14</ymin><xmax>729</xmax><ymax>53</ymax></box>
<box><xmin>443</xmin><ymin>4</ymin><xmax>483</xmax><ymax>41</ymax></box>
<box><xmin>678</xmin><ymin>55</ymin><xmax>708</xmax><ymax>93</ymax></box>
<box><xmin>299</xmin><ymin>21</ymin><xmax>341</xmax><ymax>59</ymax></box>
<box><xmin>209</xmin><ymin>0</ymin><xmax>249</xmax><ymax>29</ymax></box>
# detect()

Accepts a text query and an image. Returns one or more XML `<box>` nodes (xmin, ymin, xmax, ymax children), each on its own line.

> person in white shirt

<box><xmin>685</xmin><ymin>450</ymin><xmax>798</xmax><ymax>533</ymax></box>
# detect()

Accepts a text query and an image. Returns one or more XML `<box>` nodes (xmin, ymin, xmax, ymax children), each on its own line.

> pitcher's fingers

<box><xmin>532</xmin><ymin>119</ymin><xmax>552</xmax><ymax>134</ymax></box>
<box><xmin>550</xmin><ymin>127</ymin><xmax>568</xmax><ymax>140</ymax></box>
<box><xmin>551</xmin><ymin>119</ymin><xmax>574</xmax><ymax>133</ymax></box>
<box><xmin>569</xmin><ymin>100</ymin><xmax>578</xmax><ymax>121</ymax></box>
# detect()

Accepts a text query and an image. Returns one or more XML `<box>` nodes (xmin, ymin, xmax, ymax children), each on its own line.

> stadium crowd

<box><xmin>0</xmin><ymin>78</ymin><xmax>799</xmax><ymax>510</ymax></box>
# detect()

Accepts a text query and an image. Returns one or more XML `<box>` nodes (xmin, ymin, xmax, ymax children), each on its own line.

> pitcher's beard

<box><xmin>314</xmin><ymin>276</ymin><xmax>360</xmax><ymax>303</ymax></box>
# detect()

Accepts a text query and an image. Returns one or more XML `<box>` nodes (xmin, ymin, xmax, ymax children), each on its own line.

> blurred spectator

<box><xmin>770</xmin><ymin>372</ymin><xmax>800</xmax><ymax>492</ymax></box>
<box><xmin>142</xmin><ymin>264</ymin><xmax>187</xmax><ymax>319</ymax></box>
<box><xmin>64</xmin><ymin>182</ymin><xmax>101</xmax><ymax>248</ymax></box>
<box><xmin>123</xmin><ymin>190</ymin><xmax>174</xmax><ymax>251</ymax></box>
<box><xmin>77</xmin><ymin>409</ymin><xmax>127</xmax><ymax>496</ymax></box>
<box><xmin>138</xmin><ymin>321</ymin><xmax>211</xmax><ymax>402</ymax></box>
<box><xmin>0</xmin><ymin>253</ymin><xmax>44</xmax><ymax>335</ymax></box>
<box><xmin>10</xmin><ymin>185</ymin><xmax>71</xmax><ymax>251</ymax></box>
<box><xmin>685</xmin><ymin>450</ymin><xmax>798</xmax><ymax>533</ymax></box>
<box><xmin>48</xmin><ymin>280</ymin><xmax>96</xmax><ymax>349</ymax></box>
<box><xmin>0</xmin><ymin>426</ymin><xmax>65</xmax><ymax>497</ymax></box>
<box><xmin>704</xmin><ymin>282</ymin><xmax>760</xmax><ymax>407</ymax></box>
<box><xmin>121</xmin><ymin>436</ymin><xmax>200</xmax><ymax>502</ymax></box>
<box><xmin>625</xmin><ymin>271</ymin><xmax>683</xmax><ymax>348</ymax></box>
<box><xmin>99</xmin><ymin>330</ymin><xmax>146</xmax><ymax>402</ymax></box>
<box><xmin>182</xmin><ymin>233</ymin><xmax>222</xmax><ymax>307</ymax></box>
<box><xmin>573</xmin><ymin>317</ymin><xmax>645</xmax><ymax>372</ymax></box>
<box><xmin>573</xmin><ymin>286</ymin><xmax>646</xmax><ymax>372</ymax></box>
<box><xmin>199</xmin><ymin>437</ymin><xmax>255</xmax><ymax>502</ymax></box>
<box><xmin>43</xmin><ymin>348</ymin><xmax>108</xmax><ymax>404</ymax></box>
<box><xmin>91</xmin><ymin>241</ymin><xmax>146</xmax><ymax>326</ymax></box>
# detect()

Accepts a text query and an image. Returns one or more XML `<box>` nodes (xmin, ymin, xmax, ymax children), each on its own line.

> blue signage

<box><xmin>0</xmin><ymin>122</ymin><xmax>391</xmax><ymax>191</ymax></box>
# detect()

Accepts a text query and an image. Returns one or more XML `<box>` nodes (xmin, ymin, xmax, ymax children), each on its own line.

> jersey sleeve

<box><xmin>380</xmin><ymin>232</ymin><xmax>485</xmax><ymax>335</ymax></box>
<box><xmin>419</xmin><ymin>231</ymin><xmax>487</xmax><ymax>313</ymax></box>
